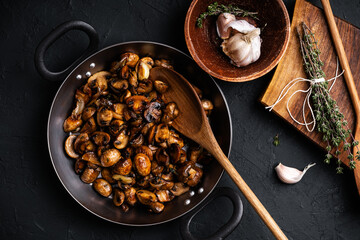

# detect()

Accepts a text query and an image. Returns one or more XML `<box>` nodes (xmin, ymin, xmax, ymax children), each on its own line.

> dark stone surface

<box><xmin>1</xmin><ymin>0</ymin><xmax>360</xmax><ymax>239</ymax></box>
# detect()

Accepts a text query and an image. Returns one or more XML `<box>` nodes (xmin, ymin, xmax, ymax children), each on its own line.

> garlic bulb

<box><xmin>275</xmin><ymin>163</ymin><xmax>316</xmax><ymax>184</ymax></box>
<box><xmin>221</xmin><ymin>28</ymin><xmax>261</xmax><ymax>67</ymax></box>
<box><xmin>216</xmin><ymin>13</ymin><xmax>236</xmax><ymax>39</ymax></box>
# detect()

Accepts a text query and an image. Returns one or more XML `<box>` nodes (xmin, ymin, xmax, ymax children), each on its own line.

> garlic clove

<box><xmin>216</xmin><ymin>13</ymin><xmax>236</xmax><ymax>39</ymax></box>
<box><xmin>224</xmin><ymin>19</ymin><xmax>257</xmax><ymax>35</ymax></box>
<box><xmin>275</xmin><ymin>162</ymin><xmax>316</xmax><ymax>184</ymax></box>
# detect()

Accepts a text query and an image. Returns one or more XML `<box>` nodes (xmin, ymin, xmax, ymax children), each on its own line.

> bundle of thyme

<box><xmin>297</xmin><ymin>22</ymin><xmax>359</xmax><ymax>173</ymax></box>
<box><xmin>196</xmin><ymin>2</ymin><xmax>258</xmax><ymax>28</ymax></box>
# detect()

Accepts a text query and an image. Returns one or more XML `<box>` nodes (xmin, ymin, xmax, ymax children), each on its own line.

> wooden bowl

<box><xmin>184</xmin><ymin>0</ymin><xmax>290</xmax><ymax>82</ymax></box>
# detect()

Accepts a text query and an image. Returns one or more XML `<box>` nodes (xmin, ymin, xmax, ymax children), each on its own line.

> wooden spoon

<box><xmin>150</xmin><ymin>67</ymin><xmax>288</xmax><ymax>240</ymax></box>
<box><xmin>321</xmin><ymin>0</ymin><xmax>360</xmax><ymax>195</ymax></box>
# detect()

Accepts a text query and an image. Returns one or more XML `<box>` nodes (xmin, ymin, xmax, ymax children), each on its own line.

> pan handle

<box><xmin>180</xmin><ymin>187</ymin><xmax>243</xmax><ymax>240</ymax></box>
<box><xmin>34</xmin><ymin>20</ymin><xmax>99</xmax><ymax>81</ymax></box>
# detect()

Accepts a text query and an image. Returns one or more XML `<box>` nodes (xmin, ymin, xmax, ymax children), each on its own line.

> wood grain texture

<box><xmin>261</xmin><ymin>0</ymin><xmax>360</xmax><ymax>171</ymax></box>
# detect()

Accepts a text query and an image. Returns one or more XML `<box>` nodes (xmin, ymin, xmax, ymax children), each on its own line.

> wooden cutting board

<box><xmin>261</xmin><ymin>0</ymin><xmax>360</xmax><ymax>171</ymax></box>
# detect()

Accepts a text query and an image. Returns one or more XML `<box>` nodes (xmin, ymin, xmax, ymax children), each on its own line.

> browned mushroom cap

<box><xmin>170</xmin><ymin>182</ymin><xmax>190</xmax><ymax>196</ymax></box>
<box><xmin>119</xmin><ymin>89</ymin><xmax>132</xmax><ymax>103</ymax></box>
<box><xmin>91</xmin><ymin>131</ymin><xmax>111</xmax><ymax>146</ymax></box>
<box><xmin>113</xmin><ymin>188</ymin><xmax>125</xmax><ymax>206</ymax></box>
<box><xmin>74</xmin><ymin>159</ymin><xmax>86</xmax><ymax>174</ymax></box>
<box><xmin>156</xmin><ymin>190</ymin><xmax>174</xmax><ymax>202</ymax></box>
<box><xmin>149</xmin><ymin>202</ymin><xmax>164</xmax><ymax>213</ymax></box>
<box><xmin>112</xmin><ymin>103</ymin><xmax>127</xmax><ymax>120</ymax></box>
<box><xmin>154</xmin><ymin>59</ymin><xmax>174</xmax><ymax>69</ymax></box>
<box><xmin>82</xmin><ymin>107</ymin><xmax>96</xmax><ymax>121</ymax></box>
<box><xmin>188</xmin><ymin>146</ymin><xmax>203</xmax><ymax>162</ymax></box>
<box><xmin>144</xmin><ymin>101</ymin><xmax>162</xmax><ymax>123</ymax></box>
<box><xmin>80</xmin><ymin>117</ymin><xmax>96</xmax><ymax>134</ymax></box>
<box><xmin>126</xmin><ymin>95</ymin><xmax>149</xmax><ymax>114</ymax></box>
<box><xmin>101</xmin><ymin>168</ymin><xmax>116</xmax><ymax>184</ymax></box>
<box><xmin>136</xmin><ymin>189</ymin><xmax>157</xmax><ymax>205</ymax></box>
<box><xmin>81</xmin><ymin>167</ymin><xmax>100</xmax><ymax>183</ymax></box>
<box><xmin>110</xmin><ymin>79</ymin><xmax>129</xmax><ymax>93</ymax></box>
<box><xmin>154</xmin><ymin>80</ymin><xmax>169</xmax><ymax>93</ymax></box>
<box><xmin>97</xmin><ymin>106</ymin><xmax>113</xmax><ymax>127</ymax></box>
<box><xmin>74</xmin><ymin>133</ymin><xmax>89</xmax><ymax>154</ymax></box>
<box><xmin>87</xmin><ymin>71</ymin><xmax>110</xmax><ymax>92</ymax></box>
<box><xmin>151</xmin><ymin>161</ymin><xmax>164</xmax><ymax>176</ymax></box>
<box><xmin>177</xmin><ymin>162</ymin><xmax>203</xmax><ymax>187</ymax></box>
<box><xmin>93</xmin><ymin>178</ymin><xmax>112</xmax><ymax>197</ymax></box>
<box><xmin>109</xmin><ymin>119</ymin><xmax>126</xmax><ymax>136</ymax></box>
<box><xmin>112</xmin><ymin>158</ymin><xmax>132</xmax><ymax>175</ymax></box>
<box><xmin>100</xmin><ymin>149</ymin><xmax>121</xmax><ymax>167</ymax></box>
<box><xmin>134</xmin><ymin>153</ymin><xmax>151</xmax><ymax>176</ymax></box>
<box><xmin>114</xmin><ymin>129</ymin><xmax>129</xmax><ymax>149</ymax></box>
<box><xmin>154</xmin><ymin>124</ymin><xmax>170</xmax><ymax>143</ymax></box>
<box><xmin>167</xmin><ymin>131</ymin><xmax>184</xmax><ymax>148</ymax></box>
<box><xmin>65</xmin><ymin>135</ymin><xmax>79</xmax><ymax>158</ymax></box>
<box><xmin>137</xmin><ymin>79</ymin><xmax>153</xmax><ymax>94</ymax></box>
<box><xmin>82</xmin><ymin>152</ymin><xmax>101</xmax><ymax>165</ymax></box>
<box><xmin>128</xmin><ymin>70</ymin><xmax>138</xmax><ymax>87</ymax></box>
<box><xmin>63</xmin><ymin>115</ymin><xmax>83</xmax><ymax>132</ymax></box>
<box><xmin>162</xmin><ymin>102</ymin><xmax>179</xmax><ymax>124</ymax></box>
<box><xmin>201</xmin><ymin>99</ymin><xmax>214</xmax><ymax>116</ymax></box>
<box><xmin>119</xmin><ymin>52</ymin><xmax>140</xmax><ymax>68</ymax></box>
<box><xmin>136</xmin><ymin>146</ymin><xmax>153</xmax><ymax>161</ymax></box>
<box><xmin>124</xmin><ymin>187</ymin><xmax>137</xmax><ymax>206</ymax></box>
<box><xmin>155</xmin><ymin>148</ymin><xmax>170</xmax><ymax>166</ymax></box>
<box><xmin>113</xmin><ymin>174</ymin><xmax>136</xmax><ymax>185</ymax></box>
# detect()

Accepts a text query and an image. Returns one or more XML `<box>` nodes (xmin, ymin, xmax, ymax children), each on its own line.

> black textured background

<box><xmin>1</xmin><ymin>0</ymin><xmax>360</xmax><ymax>239</ymax></box>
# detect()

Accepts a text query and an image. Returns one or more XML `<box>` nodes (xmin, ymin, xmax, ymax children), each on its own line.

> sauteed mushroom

<box><xmin>63</xmin><ymin>53</ymin><xmax>215</xmax><ymax>214</ymax></box>
<box><xmin>201</xmin><ymin>99</ymin><xmax>214</xmax><ymax>116</ymax></box>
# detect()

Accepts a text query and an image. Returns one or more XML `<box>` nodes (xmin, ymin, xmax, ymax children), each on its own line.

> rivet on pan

<box><xmin>184</xmin><ymin>199</ymin><xmax>191</xmax><ymax>205</ymax></box>
<box><xmin>198</xmin><ymin>187</ymin><xmax>204</xmax><ymax>194</ymax></box>
<box><xmin>76</xmin><ymin>74</ymin><xmax>82</xmax><ymax>80</ymax></box>
<box><xmin>85</xmin><ymin>71</ymin><xmax>91</xmax><ymax>77</ymax></box>
<box><xmin>189</xmin><ymin>191</ymin><xmax>195</xmax><ymax>197</ymax></box>
<box><xmin>90</xmin><ymin>63</ymin><xmax>95</xmax><ymax>68</ymax></box>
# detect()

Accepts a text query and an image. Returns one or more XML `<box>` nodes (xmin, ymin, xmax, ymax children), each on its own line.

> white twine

<box><xmin>265</xmin><ymin>60</ymin><xmax>344</xmax><ymax>132</ymax></box>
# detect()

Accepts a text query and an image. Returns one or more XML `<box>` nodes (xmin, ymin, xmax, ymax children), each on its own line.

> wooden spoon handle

<box><xmin>320</xmin><ymin>0</ymin><xmax>360</xmax><ymax>195</ymax></box>
<box><xmin>210</xmin><ymin>143</ymin><xmax>288</xmax><ymax>240</ymax></box>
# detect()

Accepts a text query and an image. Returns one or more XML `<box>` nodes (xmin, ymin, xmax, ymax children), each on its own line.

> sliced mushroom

<box><xmin>121</xmin><ymin>65</ymin><xmax>130</xmax><ymax>79</ymax></box>
<box><xmin>128</xmin><ymin>70</ymin><xmax>138</xmax><ymax>87</ymax></box>
<box><xmin>81</xmin><ymin>167</ymin><xmax>100</xmax><ymax>184</ymax></box>
<box><xmin>154</xmin><ymin>124</ymin><xmax>169</xmax><ymax>143</ymax></box>
<box><xmin>136</xmin><ymin>57</ymin><xmax>154</xmax><ymax>81</ymax></box>
<box><xmin>144</xmin><ymin>101</ymin><xmax>162</xmax><ymax>123</ymax></box>
<box><xmin>74</xmin><ymin>133</ymin><xmax>89</xmax><ymax>154</ymax></box>
<box><xmin>97</xmin><ymin>106</ymin><xmax>113</xmax><ymax>127</ymax></box>
<box><xmin>72</xmin><ymin>89</ymin><xmax>89</xmax><ymax>117</ymax></box>
<box><xmin>134</xmin><ymin>153</ymin><xmax>151</xmax><ymax>176</ymax></box>
<box><xmin>91</xmin><ymin>131</ymin><xmax>111</xmax><ymax>146</ymax></box>
<box><xmin>100</xmin><ymin>149</ymin><xmax>121</xmax><ymax>167</ymax></box>
<box><xmin>156</xmin><ymin>190</ymin><xmax>174</xmax><ymax>202</ymax></box>
<box><xmin>162</xmin><ymin>102</ymin><xmax>179</xmax><ymax>124</ymax></box>
<box><xmin>124</xmin><ymin>187</ymin><xmax>137</xmax><ymax>206</ymax></box>
<box><xmin>82</xmin><ymin>107</ymin><xmax>96</xmax><ymax>121</ymax></box>
<box><xmin>137</xmin><ymin>79</ymin><xmax>153</xmax><ymax>94</ymax></box>
<box><xmin>167</xmin><ymin>131</ymin><xmax>184</xmax><ymax>148</ymax></box>
<box><xmin>65</xmin><ymin>135</ymin><xmax>79</xmax><ymax>158</ymax></box>
<box><xmin>141</xmin><ymin>122</ymin><xmax>155</xmax><ymax>136</ymax></box>
<box><xmin>114</xmin><ymin>129</ymin><xmax>129</xmax><ymax>149</ymax></box>
<box><xmin>155</xmin><ymin>148</ymin><xmax>170</xmax><ymax>166</ymax></box>
<box><xmin>137</xmin><ymin>175</ymin><xmax>152</xmax><ymax>188</ymax></box>
<box><xmin>109</xmin><ymin>119</ymin><xmax>126</xmax><ymax>136</ymax></box>
<box><xmin>63</xmin><ymin>115</ymin><xmax>83</xmax><ymax>132</ymax></box>
<box><xmin>170</xmin><ymin>182</ymin><xmax>190</xmax><ymax>196</ymax></box>
<box><xmin>154</xmin><ymin>59</ymin><xmax>173</xmax><ymax>69</ymax></box>
<box><xmin>150</xmin><ymin>178</ymin><xmax>174</xmax><ymax>190</ymax></box>
<box><xmin>188</xmin><ymin>146</ymin><xmax>203</xmax><ymax>162</ymax></box>
<box><xmin>136</xmin><ymin>189</ymin><xmax>157</xmax><ymax>205</ymax></box>
<box><xmin>74</xmin><ymin>159</ymin><xmax>86</xmax><ymax>174</ymax></box>
<box><xmin>112</xmin><ymin>158</ymin><xmax>132</xmax><ymax>175</ymax></box>
<box><xmin>201</xmin><ymin>99</ymin><xmax>214</xmax><ymax>116</ymax></box>
<box><xmin>119</xmin><ymin>52</ymin><xmax>140</xmax><ymax>68</ymax></box>
<box><xmin>82</xmin><ymin>152</ymin><xmax>101</xmax><ymax>165</ymax></box>
<box><xmin>151</xmin><ymin>161</ymin><xmax>164</xmax><ymax>176</ymax></box>
<box><xmin>113</xmin><ymin>188</ymin><xmax>125</xmax><ymax>206</ymax></box>
<box><xmin>87</xmin><ymin>71</ymin><xmax>110</xmax><ymax>92</ymax></box>
<box><xmin>126</xmin><ymin>96</ymin><xmax>149</xmax><ymax>114</ymax></box>
<box><xmin>93</xmin><ymin>178</ymin><xmax>112</xmax><ymax>197</ymax></box>
<box><xmin>80</xmin><ymin>117</ymin><xmax>96</xmax><ymax>134</ymax></box>
<box><xmin>119</xmin><ymin>90</ymin><xmax>132</xmax><ymax>103</ymax></box>
<box><xmin>149</xmin><ymin>202</ymin><xmax>164</xmax><ymax>213</ymax></box>
<box><xmin>112</xmin><ymin>174</ymin><xmax>135</xmax><ymax>185</ymax></box>
<box><xmin>154</xmin><ymin>80</ymin><xmax>169</xmax><ymax>93</ymax></box>
<box><xmin>101</xmin><ymin>168</ymin><xmax>116</xmax><ymax>184</ymax></box>
<box><xmin>112</xmin><ymin>103</ymin><xmax>127</xmax><ymax>119</ymax></box>
<box><xmin>178</xmin><ymin>162</ymin><xmax>203</xmax><ymax>187</ymax></box>
<box><xmin>111</xmin><ymin>79</ymin><xmax>129</xmax><ymax>92</ymax></box>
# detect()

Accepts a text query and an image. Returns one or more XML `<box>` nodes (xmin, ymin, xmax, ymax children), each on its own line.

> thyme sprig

<box><xmin>297</xmin><ymin>22</ymin><xmax>359</xmax><ymax>173</ymax></box>
<box><xmin>196</xmin><ymin>2</ymin><xmax>258</xmax><ymax>28</ymax></box>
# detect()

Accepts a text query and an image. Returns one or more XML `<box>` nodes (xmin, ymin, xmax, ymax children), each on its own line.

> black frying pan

<box><xmin>35</xmin><ymin>20</ymin><xmax>242</xmax><ymax>239</ymax></box>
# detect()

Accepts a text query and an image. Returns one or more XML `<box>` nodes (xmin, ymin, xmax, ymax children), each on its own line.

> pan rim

<box><xmin>47</xmin><ymin>40</ymin><xmax>233</xmax><ymax>226</ymax></box>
